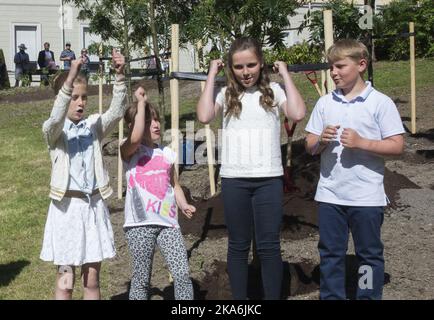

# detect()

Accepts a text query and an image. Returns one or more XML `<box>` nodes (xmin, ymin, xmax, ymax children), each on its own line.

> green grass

<box><xmin>0</xmin><ymin>58</ymin><xmax>433</xmax><ymax>299</ymax></box>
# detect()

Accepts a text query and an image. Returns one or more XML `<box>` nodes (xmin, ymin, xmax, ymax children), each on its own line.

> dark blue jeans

<box><xmin>318</xmin><ymin>202</ymin><xmax>385</xmax><ymax>300</ymax></box>
<box><xmin>221</xmin><ymin>177</ymin><xmax>283</xmax><ymax>300</ymax></box>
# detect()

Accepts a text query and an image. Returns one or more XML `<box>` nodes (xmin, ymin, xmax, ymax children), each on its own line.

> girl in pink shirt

<box><xmin>120</xmin><ymin>86</ymin><xmax>196</xmax><ymax>300</ymax></box>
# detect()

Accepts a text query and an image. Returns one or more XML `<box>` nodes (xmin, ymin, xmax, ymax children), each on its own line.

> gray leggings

<box><xmin>125</xmin><ymin>225</ymin><xmax>193</xmax><ymax>300</ymax></box>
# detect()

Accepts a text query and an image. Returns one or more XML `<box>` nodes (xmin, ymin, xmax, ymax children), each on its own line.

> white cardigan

<box><xmin>42</xmin><ymin>81</ymin><xmax>127</xmax><ymax>201</ymax></box>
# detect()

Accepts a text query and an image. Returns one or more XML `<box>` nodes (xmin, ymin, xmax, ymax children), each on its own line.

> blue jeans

<box><xmin>221</xmin><ymin>177</ymin><xmax>283</xmax><ymax>300</ymax></box>
<box><xmin>318</xmin><ymin>202</ymin><xmax>384</xmax><ymax>300</ymax></box>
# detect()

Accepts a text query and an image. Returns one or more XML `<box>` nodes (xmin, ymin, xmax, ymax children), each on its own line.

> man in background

<box><xmin>14</xmin><ymin>43</ymin><xmax>30</xmax><ymax>87</ymax></box>
<box><xmin>60</xmin><ymin>42</ymin><xmax>76</xmax><ymax>70</ymax></box>
<box><xmin>38</xmin><ymin>42</ymin><xmax>56</xmax><ymax>86</ymax></box>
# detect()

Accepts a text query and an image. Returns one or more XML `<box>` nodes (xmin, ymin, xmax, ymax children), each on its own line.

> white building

<box><xmin>0</xmin><ymin>0</ymin><xmax>103</xmax><ymax>84</ymax></box>
<box><xmin>0</xmin><ymin>0</ymin><xmax>392</xmax><ymax>85</ymax></box>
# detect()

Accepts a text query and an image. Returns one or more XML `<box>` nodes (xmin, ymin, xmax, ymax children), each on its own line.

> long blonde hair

<box><xmin>225</xmin><ymin>37</ymin><xmax>275</xmax><ymax>119</ymax></box>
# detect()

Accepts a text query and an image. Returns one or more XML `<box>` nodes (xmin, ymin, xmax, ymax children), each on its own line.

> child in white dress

<box><xmin>40</xmin><ymin>50</ymin><xmax>127</xmax><ymax>299</ymax></box>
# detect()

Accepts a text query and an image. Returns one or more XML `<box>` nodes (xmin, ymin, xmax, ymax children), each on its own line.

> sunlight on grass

<box><xmin>0</xmin><ymin>58</ymin><xmax>432</xmax><ymax>299</ymax></box>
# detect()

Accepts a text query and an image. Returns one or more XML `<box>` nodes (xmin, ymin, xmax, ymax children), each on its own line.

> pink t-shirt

<box><xmin>123</xmin><ymin>144</ymin><xmax>179</xmax><ymax>228</ymax></box>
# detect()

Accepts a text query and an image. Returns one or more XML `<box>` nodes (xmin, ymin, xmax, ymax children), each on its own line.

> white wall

<box><xmin>0</xmin><ymin>0</ymin><xmax>85</xmax><ymax>83</ymax></box>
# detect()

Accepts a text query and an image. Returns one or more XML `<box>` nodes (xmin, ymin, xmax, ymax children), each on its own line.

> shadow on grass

<box><xmin>0</xmin><ymin>260</ymin><xmax>30</xmax><ymax>287</ymax></box>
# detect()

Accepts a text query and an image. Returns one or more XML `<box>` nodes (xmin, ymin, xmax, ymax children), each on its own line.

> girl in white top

<box><xmin>121</xmin><ymin>86</ymin><xmax>196</xmax><ymax>300</ymax></box>
<box><xmin>197</xmin><ymin>37</ymin><xmax>306</xmax><ymax>299</ymax></box>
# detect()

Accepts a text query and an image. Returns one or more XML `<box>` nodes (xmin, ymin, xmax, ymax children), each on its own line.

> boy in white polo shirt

<box><xmin>305</xmin><ymin>39</ymin><xmax>405</xmax><ymax>300</ymax></box>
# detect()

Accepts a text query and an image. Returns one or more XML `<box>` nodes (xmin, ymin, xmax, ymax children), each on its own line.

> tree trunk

<box><xmin>149</xmin><ymin>0</ymin><xmax>166</xmax><ymax>133</ymax></box>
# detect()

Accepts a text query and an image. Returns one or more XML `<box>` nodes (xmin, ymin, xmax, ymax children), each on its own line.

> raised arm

<box><xmin>274</xmin><ymin>61</ymin><xmax>306</xmax><ymax>122</ymax></box>
<box><xmin>196</xmin><ymin>59</ymin><xmax>224</xmax><ymax>124</ymax></box>
<box><xmin>42</xmin><ymin>58</ymin><xmax>83</xmax><ymax>147</ymax></box>
<box><xmin>100</xmin><ymin>49</ymin><xmax>127</xmax><ymax>137</ymax></box>
<box><xmin>120</xmin><ymin>87</ymin><xmax>147</xmax><ymax>162</ymax></box>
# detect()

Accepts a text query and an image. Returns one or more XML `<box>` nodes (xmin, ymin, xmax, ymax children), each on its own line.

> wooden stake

<box><xmin>117</xmin><ymin>119</ymin><xmax>123</xmax><ymax>199</ymax></box>
<box><xmin>410</xmin><ymin>22</ymin><xmax>416</xmax><ymax>134</ymax></box>
<box><xmin>323</xmin><ymin>9</ymin><xmax>335</xmax><ymax>93</ymax></box>
<box><xmin>170</xmin><ymin>24</ymin><xmax>180</xmax><ymax>174</ymax></box>
<box><xmin>321</xmin><ymin>69</ymin><xmax>326</xmax><ymax>95</ymax></box>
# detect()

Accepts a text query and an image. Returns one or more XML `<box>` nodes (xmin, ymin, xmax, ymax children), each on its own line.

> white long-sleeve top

<box><xmin>42</xmin><ymin>80</ymin><xmax>127</xmax><ymax>201</ymax></box>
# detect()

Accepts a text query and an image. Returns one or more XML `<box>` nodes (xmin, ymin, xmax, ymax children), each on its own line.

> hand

<box><xmin>340</xmin><ymin>128</ymin><xmax>362</xmax><ymax>149</ymax></box>
<box><xmin>273</xmin><ymin>61</ymin><xmax>289</xmax><ymax>78</ymax></box>
<box><xmin>68</xmin><ymin>57</ymin><xmax>84</xmax><ymax>78</ymax></box>
<box><xmin>180</xmin><ymin>203</ymin><xmax>196</xmax><ymax>219</ymax></box>
<box><xmin>209</xmin><ymin>59</ymin><xmax>224</xmax><ymax>77</ymax></box>
<box><xmin>134</xmin><ymin>86</ymin><xmax>147</xmax><ymax>103</ymax></box>
<box><xmin>319</xmin><ymin>125</ymin><xmax>340</xmax><ymax>145</ymax></box>
<box><xmin>112</xmin><ymin>48</ymin><xmax>125</xmax><ymax>75</ymax></box>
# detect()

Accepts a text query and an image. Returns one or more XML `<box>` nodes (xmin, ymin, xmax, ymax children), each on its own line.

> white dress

<box><xmin>40</xmin><ymin>194</ymin><xmax>116</xmax><ymax>266</ymax></box>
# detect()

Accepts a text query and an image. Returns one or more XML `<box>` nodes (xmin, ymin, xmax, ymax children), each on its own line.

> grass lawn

<box><xmin>0</xmin><ymin>58</ymin><xmax>433</xmax><ymax>299</ymax></box>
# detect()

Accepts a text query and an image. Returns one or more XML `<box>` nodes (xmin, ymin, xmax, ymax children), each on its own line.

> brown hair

<box><xmin>225</xmin><ymin>37</ymin><xmax>275</xmax><ymax>119</ymax></box>
<box><xmin>327</xmin><ymin>39</ymin><xmax>370</xmax><ymax>64</ymax></box>
<box><xmin>124</xmin><ymin>100</ymin><xmax>160</xmax><ymax>126</ymax></box>
<box><xmin>52</xmin><ymin>71</ymin><xmax>88</xmax><ymax>95</ymax></box>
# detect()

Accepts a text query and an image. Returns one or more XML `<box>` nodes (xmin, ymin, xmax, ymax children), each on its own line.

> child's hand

<box><xmin>70</xmin><ymin>58</ymin><xmax>83</xmax><ymax>73</ymax></box>
<box><xmin>209</xmin><ymin>59</ymin><xmax>224</xmax><ymax>77</ymax></box>
<box><xmin>180</xmin><ymin>203</ymin><xmax>196</xmax><ymax>219</ymax></box>
<box><xmin>65</xmin><ymin>58</ymin><xmax>84</xmax><ymax>86</ymax></box>
<box><xmin>341</xmin><ymin>128</ymin><xmax>362</xmax><ymax>149</ymax></box>
<box><xmin>134</xmin><ymin>86</ymin><xmax>147</xmax><ymax>103</ymax></box>
<box><xmin>320</xmin><ymin>125</ymin><xmax>340</xmax><ymax>145</ymax></box>
<box><xmin>273</xmin><ymin>61</ymin><xmax>289</xmax><ymax>77</ymax></box>
<box><xmin>112</xmin><ymin>49</ymin><xmax>125</xmax><ymax>75</ymax></box>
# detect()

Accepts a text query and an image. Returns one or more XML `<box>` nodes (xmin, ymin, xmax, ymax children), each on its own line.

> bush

<box><xmin>264</xmin><ymin>41</ymin><xmax>323</xmax><ymax>66</ymax></box>
<box><xmin>375</xmin><ymin>0</ymin><xmax>434</xmax><ymax>60</ymax></box>
<box><xmin>299</xmin><ymin>0</ymin><xmax>367</xmax><ymax>47</ymax></box>
<box><xmin>0</xmin><ymin>49</ymin><xmax>11</xmax><ymax>89</ymax></box>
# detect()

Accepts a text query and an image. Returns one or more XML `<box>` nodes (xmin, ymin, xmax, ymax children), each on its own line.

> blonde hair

<box><xmin>225</xmin><ymin>37</ymin><xmax>275</xmax><ymax>119</ymax></box>
<box><xmin>327</xmin><ymin>39</ymin><xmax>369</xmax><ymax>64</ymax></box>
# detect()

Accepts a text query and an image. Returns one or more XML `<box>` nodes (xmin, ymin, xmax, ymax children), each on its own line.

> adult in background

<box><xmin>60</xmin><ymin>42</ymin><xmax>76</xmax><ymax>71</ymax></box>
<box><xmin>14</xmin><ymin>43</ymin><xmax>31</xmax><ymax>87</ymax></box>
<box><xmin>80</xmin><ymin>48</ymin><xmax>90</xmax><ymax>79</ymax></box>
<box><xmin>38</xmin><ymin>42</ymin><xmax>57</xmax><ymax>86</ymax></box>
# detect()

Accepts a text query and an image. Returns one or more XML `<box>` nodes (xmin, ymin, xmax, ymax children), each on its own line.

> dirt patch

<box><xmin>8</xmin><ymin>75</ymin><xmax>432</xmax><ymax>299</ymax></box>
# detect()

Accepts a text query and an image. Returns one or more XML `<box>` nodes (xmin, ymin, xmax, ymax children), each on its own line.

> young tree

<box><xmin>64</xmin><ymin>0</ymin><xmax>196</xmax><ymax>131</ymax></box>
<box><xmin>375</xmin><ymin>0</ymin><xmax>434</xmax><ymax>60</ymax></box>
<box><xmin>184</xmin><ymin>0</ymin><xmax>300</xmax><ymax>53</ymax></box>
<box><xmin>298</xmin><ymin>0</ymin><xmax>367</xmax><ymax>47</ymax></box>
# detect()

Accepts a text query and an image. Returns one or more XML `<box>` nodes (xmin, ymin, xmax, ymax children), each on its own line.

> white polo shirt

<box><xmin>305</xmin><ymin>81</ymin><xmax>405</xmax><ymax>206</ymax></box>
<box><xmin>215</xmin><ymin>82</ymin><xmax>287</xmax><ymax>178</ymax></box>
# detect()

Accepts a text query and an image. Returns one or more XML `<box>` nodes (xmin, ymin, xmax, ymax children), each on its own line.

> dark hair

<box><xmin>52</xmin><ymin>71</ymin><xmax>88</xmax><ymax>95</ymax></box>
<box><xmin>225</xmin><ymin>37</ymin><xmax>274</xmax><ymax>119</ymax></box>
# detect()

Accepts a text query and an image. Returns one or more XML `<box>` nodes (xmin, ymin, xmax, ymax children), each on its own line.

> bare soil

<box><xmin>98</xmin><ymin>79</ymin><xmax>434</xmax><ymax>300</ymax></box>
<box><xmin>6</xmin><ymin>79</ymin><xmax>431</xmax><ymax>300</ymax></box>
